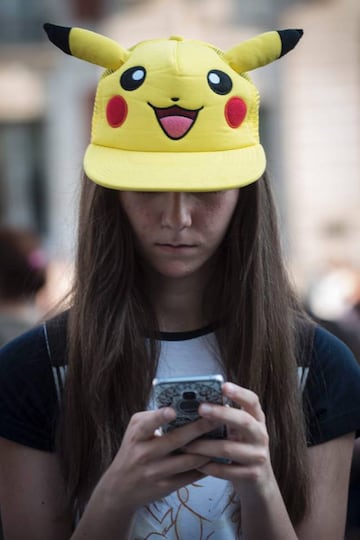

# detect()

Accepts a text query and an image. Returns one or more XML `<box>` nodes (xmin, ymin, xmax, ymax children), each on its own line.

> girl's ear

<box><xmin>43</xmin><ymin>23</ymin><xmax>130</xmax><ymax>70</ymax></box>
<box><xmin>224</xmin><ymin>29</ymin><xmax>303</xmax><ymax>74</ymax></box>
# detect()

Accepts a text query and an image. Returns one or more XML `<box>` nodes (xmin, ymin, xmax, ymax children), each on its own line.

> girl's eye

<box><xmin>207</xmin><ymin>70</ymin><xmax>233</xmax><ymax>95</ymax></box>
<box><xmin>120</xmin><ymin>66</ymin><xmax>146</xmax><ymax>91</ymax></box>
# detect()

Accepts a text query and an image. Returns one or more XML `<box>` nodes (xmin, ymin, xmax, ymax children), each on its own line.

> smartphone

<box><xmin>152</xmin><ymin>374</ymin><xmax>226</xmax><ymax>440</ymax></box>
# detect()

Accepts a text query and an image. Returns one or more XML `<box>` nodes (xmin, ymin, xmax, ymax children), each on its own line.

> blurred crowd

<box><xmin>0</xmin><ymin>227</ymin><xmax>48</xmax><ymax>347</ymax></box>
<box><xmin>0</xmin><ymin>226</ymin><xmax>73</xmax><ymax>348</ymax></box>
<box><xmin>306</xmin><ymin>264</ymin><xmax>360</xmax><ymax>363</ymax></box>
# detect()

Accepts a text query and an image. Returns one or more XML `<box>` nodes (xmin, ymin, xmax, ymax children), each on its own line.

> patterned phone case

<box><xmin>152</xmin><ymin>374</ymin><xmax>226</xmax><ymax>439</ymax></box>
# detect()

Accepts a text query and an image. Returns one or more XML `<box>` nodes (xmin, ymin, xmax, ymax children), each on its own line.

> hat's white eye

<box><xmin>207</xmin><ymin>70</ymin><xmax>233</xmax><ymax>95</ymax></box>
<box><xmin>120</xmin><ymin>66</ymin><xmax>146</xmax><ymax>91</ymax></box>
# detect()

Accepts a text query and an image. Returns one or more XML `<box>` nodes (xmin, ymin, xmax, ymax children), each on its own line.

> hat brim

<box><xmin>84</xmin><ymin>144</ymin><xmax>266</xmax><ymax>192</ymax></box>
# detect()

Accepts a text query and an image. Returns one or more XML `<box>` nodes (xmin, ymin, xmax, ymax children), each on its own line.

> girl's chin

<box><xmin>149</xmin><ymin>262</ymin><xmax>206</xmax><ymax>280</ymax></box>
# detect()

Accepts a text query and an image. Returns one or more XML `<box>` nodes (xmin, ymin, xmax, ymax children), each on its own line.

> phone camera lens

<box><xmin>182</xmin><ymin>391</ymin><xmax>196</xmax><ymax>400</ymax></box>
<box><xmin>179</xmin><ymin>400</ymin><xmax>200</xmax><ymax>412</ymax></box>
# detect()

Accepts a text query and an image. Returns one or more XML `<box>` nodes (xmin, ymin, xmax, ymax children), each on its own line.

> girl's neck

<box><xmin>145</xmin><ymin>271</ymin><xmax>210</xmax><ymax>333</ymax></box>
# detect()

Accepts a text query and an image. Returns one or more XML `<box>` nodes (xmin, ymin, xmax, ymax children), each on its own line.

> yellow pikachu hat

<box><xmin>44</xmin><ymin>24</ymin><xmax>303</xmax><ymax>191</ymax></box>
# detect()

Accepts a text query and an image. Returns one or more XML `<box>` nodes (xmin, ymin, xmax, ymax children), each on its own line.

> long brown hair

<box><xmin>58</xmin><ymin>173</ymin><xmax>310</xmax><ymax>523</ymax></box>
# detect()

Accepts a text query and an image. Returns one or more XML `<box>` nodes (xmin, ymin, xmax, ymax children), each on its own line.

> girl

<box><xmin>0</xmin><ymin>24</ymin><xmax>359</xmax><ymax>540</ymax></box>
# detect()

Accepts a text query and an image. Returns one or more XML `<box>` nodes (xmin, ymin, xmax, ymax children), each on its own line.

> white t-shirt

<box><xmin>133</xmin><ymin>328</ymin><xmax>242</xmax><ymax>539</ymax></box>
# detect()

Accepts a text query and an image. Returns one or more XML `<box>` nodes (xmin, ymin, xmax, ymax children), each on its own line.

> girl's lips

<box><xmin>159</xmin><ymin>243</ymin><xmax>193</xmax><ymax>247</ymax></box>
<box><xmin>155</xmin><ymin>243</ymin><xmax>196</xmax><ymax>252</ymax></box>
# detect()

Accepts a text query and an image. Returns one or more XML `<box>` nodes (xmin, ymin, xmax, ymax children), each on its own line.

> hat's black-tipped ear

<box><xmin>43</xmin><ymin>23</ymin><xmax>72</xmax><ymax>55</ymax></box>
<box><xmin>278</xmin><ymin>29</ymin><xmax>304</xmax><ymax>57</ymax></box>
<box><xmin>224</xmin><ymin>29</ymin><xmax>303</xmax><ymax>74</ymax></box>
<box><xmin>43</xmin><ymin>22</ymin><xmax>130</xmax><ymax>69</ymax></box>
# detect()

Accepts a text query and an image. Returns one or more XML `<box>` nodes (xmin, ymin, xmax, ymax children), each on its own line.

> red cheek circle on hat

<box><xmin>225</xmin><ymin>97</ymin><xmax>247</xmax><ymax>129</ymax></box>
<box><xmin>106</xmin><ymin>96</ymin><xmax>128</xmax><ymax>128</ymax></box>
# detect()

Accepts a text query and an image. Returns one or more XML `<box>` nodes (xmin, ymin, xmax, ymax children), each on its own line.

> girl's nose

<box><xmin>161</xmin><ymin>193</ymin><xmax>192</xmax><ymax>230</ymax></box>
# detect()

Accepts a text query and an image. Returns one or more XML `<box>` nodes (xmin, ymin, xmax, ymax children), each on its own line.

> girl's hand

<box><xmin>99</xmin><ymin>407</ymin><xmax>215</xmax><ymax>511</ymax></box>
<box><xmin>181</xmin><ymin>382</ymin><xmax>275</xmax><ymax>498</ymax></box>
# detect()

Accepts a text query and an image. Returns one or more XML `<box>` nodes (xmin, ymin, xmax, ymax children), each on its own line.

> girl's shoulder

<box><xmin>0</xmin><ymin>309</ymin><xmax>69</xmax><ymax>372</ymax></box>
<box><xmin>0</xmin><ymin>322</ymin><xmax>49</xmax><ymax>375</ymax></box>
<box><xmin>304</xmin><ymin>322</ymin><xmax>360</xmax><ymax>446</ymax></box>
<box><xmin>0</xmin><ymin>313</ymin><xmax>68</xmax><ymax>452</ymax></box>
<box><xmin>295</xmin><ymin>316</ymin><xmax>357</xmax><ymax>369</ymax></box>
<box><xmin>311</xmin><ymin>323</ymin><xmax>360</xmax><ymax>374</ymax></box>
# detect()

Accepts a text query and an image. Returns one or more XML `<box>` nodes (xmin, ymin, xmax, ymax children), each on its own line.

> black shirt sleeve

<box><xmin>305</xmin><ymin>326</ymin><xmax>360</xmax><ymax>446</ymax></box>
<box><xmin>0</xmin><ymin>325</ymin><xmax>58</xmax><ymax>452</ymax></box>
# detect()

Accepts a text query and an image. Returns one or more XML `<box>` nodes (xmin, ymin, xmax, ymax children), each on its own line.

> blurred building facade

<box><xmin>282</xmin><ymin>0</ymin><xmax>360</xmax><ymax>295</ymax></box>
<box><xmin>0</xmin><ymin>0</ymin><xmax>359</xmax><ymax>302</ymax></box>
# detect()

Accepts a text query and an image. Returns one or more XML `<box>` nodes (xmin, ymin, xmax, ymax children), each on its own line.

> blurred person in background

<box><xmin>0</xmin><ymin>227</ymin><xmax>47</xmax><ymax>347</ymax></box>
<box><xmin>306</xmin><ymin>264</ymin><xmax>360</xmax><ymax>363</ymax></box>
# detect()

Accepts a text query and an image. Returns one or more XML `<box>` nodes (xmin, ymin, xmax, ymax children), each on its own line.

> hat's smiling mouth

<box><xmin>148</xmin><ymin>103</ymin><xmax>203</xmax><ymax>140</ymax></box>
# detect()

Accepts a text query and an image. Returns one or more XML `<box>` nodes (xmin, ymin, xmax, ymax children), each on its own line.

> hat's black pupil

<box><xmin>120</xmin><ymin>66</ymin><xmax>146</xmax><ymax>91</ymax></box>
<box><xmin>207</xmin><ymin>70</ymin><xmax>233</xmax><ymax>95</ymax></box>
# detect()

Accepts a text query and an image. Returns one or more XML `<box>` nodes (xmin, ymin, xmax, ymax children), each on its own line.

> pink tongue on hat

<box><xmin>160</xmin><ymin>116</ymin><xmax>193</xmax><ymax>139</ymax></box>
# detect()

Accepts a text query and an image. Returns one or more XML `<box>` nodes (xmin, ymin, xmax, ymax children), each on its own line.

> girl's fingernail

<box><xmin>225</xmin><ymin>382</ymin><xmax>237</xmax><ymax>395</ymax></box>
<box><xmin>199</xmin><ymin>403</ymin><xmax>213</xmax><ymax>415</ymax></box>
<box><xmin>163</xmin><ymin>407</ymin><xmax>175</xmax><ymax>420</ymax></box>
